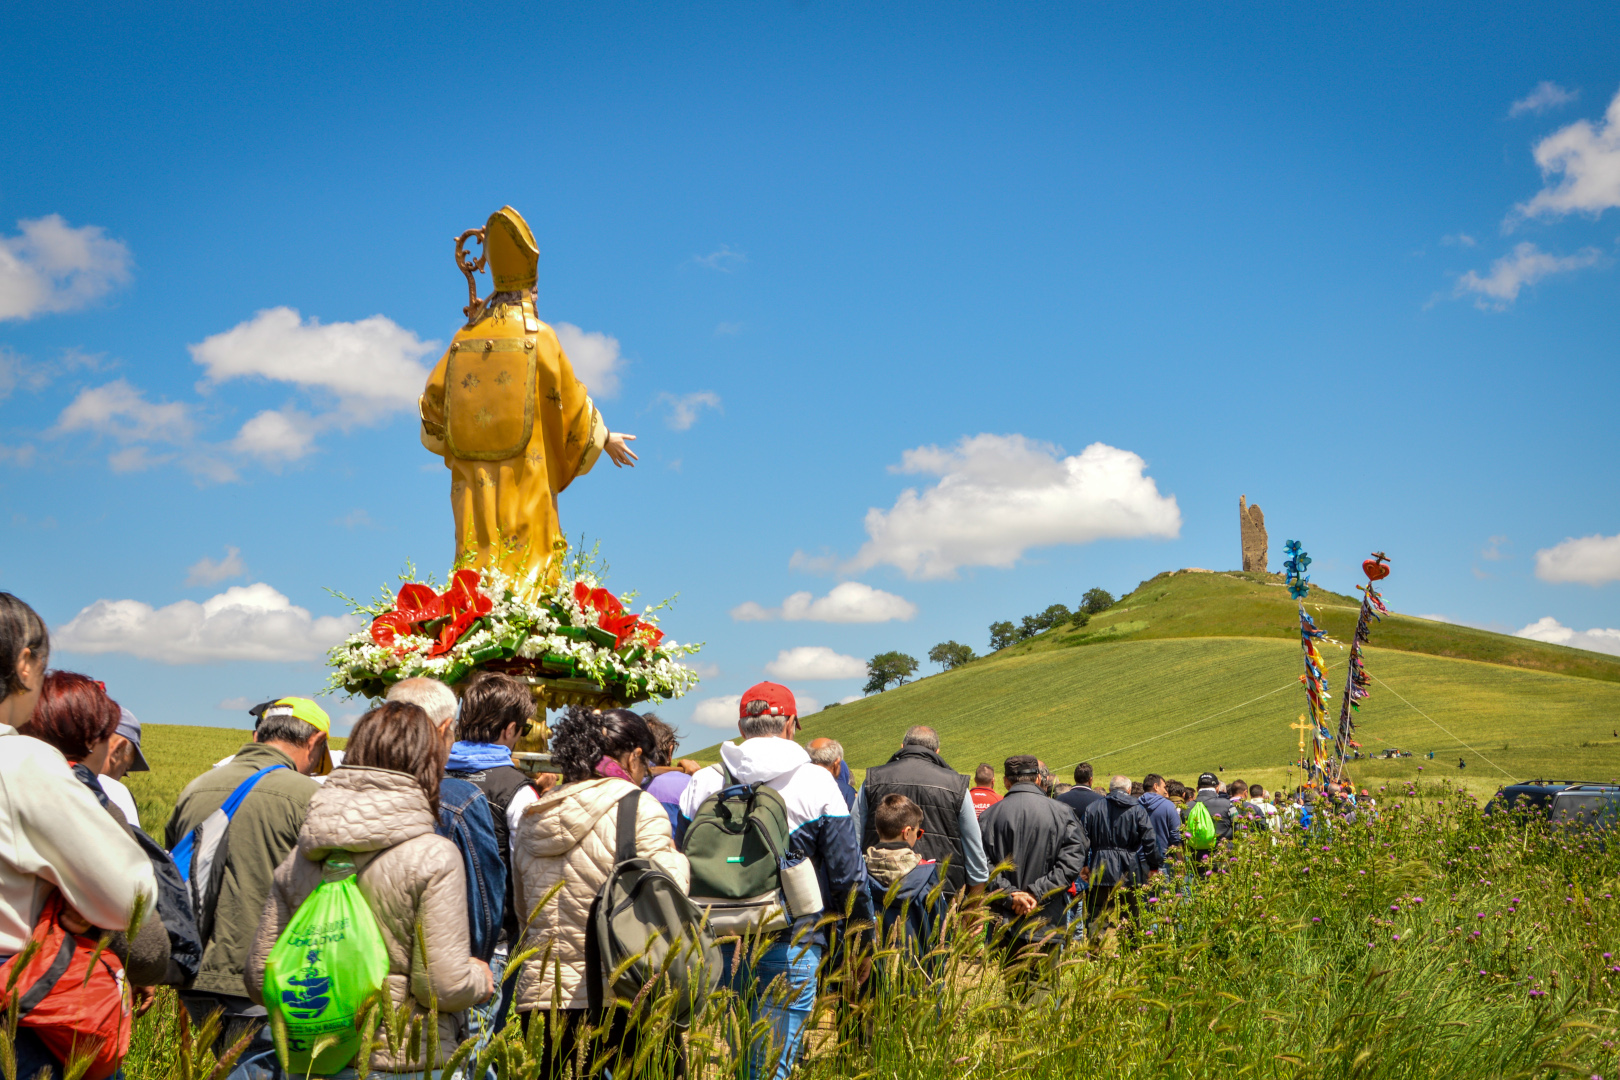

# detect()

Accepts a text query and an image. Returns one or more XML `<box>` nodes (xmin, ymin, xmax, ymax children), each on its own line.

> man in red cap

<box><xmin>679</xmin><ymin>681</ymin><xmax>867</xmax><ymax>1080</ymax></box>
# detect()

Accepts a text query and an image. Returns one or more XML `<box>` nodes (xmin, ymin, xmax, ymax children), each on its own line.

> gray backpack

<box><xmin>585</xmin><ymin>792</ymin><xmax>721</xmax><ymax>1028</ymax></box>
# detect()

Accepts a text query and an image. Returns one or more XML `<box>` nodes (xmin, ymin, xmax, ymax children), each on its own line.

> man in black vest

<box><xmin>851</xmin><ymin>725</ymin><xmax>988</xmax><ymax>897</ymax></box>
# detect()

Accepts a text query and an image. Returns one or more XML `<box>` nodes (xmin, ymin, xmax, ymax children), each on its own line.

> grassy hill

<box><xmin>707</xmin><ymin>570</ymin><xmax>1620</xmax><ymax>798</ymax></box>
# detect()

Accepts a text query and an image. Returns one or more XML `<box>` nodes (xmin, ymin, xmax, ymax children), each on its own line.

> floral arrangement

<box><xmin>326</xmin><ymin>549</ymin><xmax>701</xmax><ymax>703</ymax></box>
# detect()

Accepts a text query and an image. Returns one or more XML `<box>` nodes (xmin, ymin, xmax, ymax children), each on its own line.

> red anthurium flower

<box><xmin>370</xmin><ymin>612</ymin><xmax>414</xmax><ymax>648</ymax></box>
<box><xmin>396</xmin><ymin>583</ymin><xmax>441</xmax><ymax>620</ymax></box>
<box><xmin>430</xmin><ymin>619</ymin><xmax>462</xmax><ymax>657</ymax></box>
<box><xmin>599</xmin><ymin>612</ymin><xmax>642</xmax><ymax>648</ymax></box>
<box><xmin>443</xmin><ymin>569</ymin><xmax>482</xmax><ymax>611</ymax></box>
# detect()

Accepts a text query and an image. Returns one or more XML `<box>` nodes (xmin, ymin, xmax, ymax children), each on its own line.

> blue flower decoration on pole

<box><xmin>1282</xmin><ymin>539</ymin><xmax>1312</xmax><ymax>600</ymax></box>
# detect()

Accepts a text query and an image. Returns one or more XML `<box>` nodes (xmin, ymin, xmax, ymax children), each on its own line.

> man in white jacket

<box><xmin>678</xmin><ymin>682</ymin><xmax>869</xmax><ymax>1080</ymax></box>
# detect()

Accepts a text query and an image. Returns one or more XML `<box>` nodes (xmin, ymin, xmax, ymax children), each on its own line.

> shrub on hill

<box><xmin>864</xmin><ymin>650</ymin><xmax>919</xmax><ymax>693</ymax></box>
<box><xmin>928</xmin><ymin>640</ymin><xmax>977</xmax><ymax>671</ymax></box>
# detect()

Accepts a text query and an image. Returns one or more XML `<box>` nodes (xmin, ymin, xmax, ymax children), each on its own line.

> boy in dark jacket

<box><xmin>864</xmin><ymin>794</ymin><xmax>946</xmax><ymax>968</ymax></box>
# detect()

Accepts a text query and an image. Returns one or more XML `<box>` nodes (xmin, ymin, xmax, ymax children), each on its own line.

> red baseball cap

<box><xmin>739</xmin><ymin>681</ymin><xmax>798</xmax><ymax>720</ymax></box>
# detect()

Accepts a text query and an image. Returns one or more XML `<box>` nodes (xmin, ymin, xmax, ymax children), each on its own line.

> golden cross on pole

<box><xmin>1290</xmin><ymin>715</ymin><xmax>1314</xmax><ymax>754</ymax></box>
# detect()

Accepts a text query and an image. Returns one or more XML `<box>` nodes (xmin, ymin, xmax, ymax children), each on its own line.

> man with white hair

<box><xmin>679</xmin><ymin>682</ymin><xmax>867</xmax><ymax>1080</ymax></box>
<box><xmin>1079</xmin><ymin>773</ymin><xmax>1160</xmax><ymax>933</ymax></box>
<box><xmin>806</xmin><ymin>736</ymin><xmax>856</xmax><ymax>810</ymax></box>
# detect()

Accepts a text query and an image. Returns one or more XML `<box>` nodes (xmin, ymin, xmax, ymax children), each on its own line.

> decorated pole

<box><xmin>1330</xmin><ymin>552</ymin><xmax>1391</xmax><ymax>781</ymax></box>
<box><xmin>1281</xmin><ymin>540</ymin><xmax>1335</xmax><ymax>785</ymax></box>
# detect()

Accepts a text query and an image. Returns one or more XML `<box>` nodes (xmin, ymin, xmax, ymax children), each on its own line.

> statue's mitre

<box><xmin>485</xmin><ymin>206</ymin><xmax>539</xmax><ymax>292</ymax></box>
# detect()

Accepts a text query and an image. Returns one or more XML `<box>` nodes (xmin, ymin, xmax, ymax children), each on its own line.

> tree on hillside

<box><xmin>1019</xmin><ymin>603</ymin><xmax>1073</xmax><ymax>640</ymax></box>
<box><xmin>864</xmin><ymin>651</ymin><xmax>919</xmax><ymax>694</ymax></box>
<box><xmin>1081</xmin><ymin>588</ymin><xmax>1115</xmax><ymax>615</ymax></box>
<box><xmin>1070</xmin><ymin>610</ymin><xmax>1091</xmax><ymax>628</ymax></box>
<box><xmin>988</xmin><ymin>621</ymin><xmax>1017</xmax><ymax>652</ymax></box>
<box><xmin>928</xmin><ymin>641</ymin><xmax>977</xmax><ymax>671</ymax></box>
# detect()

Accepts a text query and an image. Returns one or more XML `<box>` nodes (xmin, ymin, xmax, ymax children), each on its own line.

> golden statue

<box><xmin>418</xmin><ymin>207</ymin><xmax>637</xmax><ymax>587</ymax></box>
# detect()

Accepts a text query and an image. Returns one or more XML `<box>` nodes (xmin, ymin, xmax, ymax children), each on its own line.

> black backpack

<box><xmin>585</xmin><ymin>793</ymin><xmax>721</xmax><ymax>1029</ymax></box>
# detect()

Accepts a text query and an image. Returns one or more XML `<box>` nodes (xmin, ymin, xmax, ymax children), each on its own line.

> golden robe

<box><xmin>419</xmin><ymin>296</ymin><xmax>607</xmax><ymax>585</ymax></box>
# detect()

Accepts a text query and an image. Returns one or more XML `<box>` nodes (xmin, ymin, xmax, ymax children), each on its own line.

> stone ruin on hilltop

<box><xmin>1239</xmin><ymin>494</ymin><xmax>1268</xmax><ymax>573</ymax></box>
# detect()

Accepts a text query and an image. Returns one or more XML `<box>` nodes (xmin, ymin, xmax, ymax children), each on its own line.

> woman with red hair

<box><xmin>0</xmin><ymin>595</ymin><xmax>157</xmax><ymax>1080</ymax></box>
<box><xmin>24</xmin><ymin>670</ymin><xmax>122</xmax><ymax>776</ymax></box>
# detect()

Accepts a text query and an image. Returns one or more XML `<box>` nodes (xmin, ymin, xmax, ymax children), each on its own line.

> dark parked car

<box><xmin>1488</xmin><ymin>780</ymin><xmax>1620</xmax><ymax>831</ymax></box>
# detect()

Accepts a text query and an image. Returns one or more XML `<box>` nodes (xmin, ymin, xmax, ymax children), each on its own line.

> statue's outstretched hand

<box><xmin>606</xmin><ymin>432</ymin><xmax>638</xmax><ymax>468</ymax></box>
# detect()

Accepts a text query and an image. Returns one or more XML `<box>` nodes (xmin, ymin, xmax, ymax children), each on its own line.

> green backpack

<box><xmin>683</xmin><ymin>764</ymin><xmax>794</xmax><ymax>934</ymax></box>
<box><xmin>263</xmin><ymin>856</ymin><xmax>391</xmax><ymax>1076</ymax></box>
<box><xmin>1185</xmin><ymin>801</ymin><xmax>1219</xmax><ymax>851</ymax></box>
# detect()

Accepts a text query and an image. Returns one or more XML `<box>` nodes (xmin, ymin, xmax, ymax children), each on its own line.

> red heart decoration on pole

<box><xmin>1363</xmin><ymin>559</ymin><xmax>1390</xmax><ymax>581</ymax></box>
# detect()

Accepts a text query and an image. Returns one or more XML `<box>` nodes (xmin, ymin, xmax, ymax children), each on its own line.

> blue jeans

<box><xmin>719</xmin><ymin>940</ymin><xmax>820</xmax><ymax>1080</ymax></box>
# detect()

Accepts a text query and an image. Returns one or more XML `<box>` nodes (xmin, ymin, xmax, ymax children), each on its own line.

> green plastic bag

<box><xmin>263</xmin><ymin>856</ymin><xmax>390</xmax><ymax>1076</ymax></box>
<box><xmin>1185</xmin><ymin>801</ymin><xmax>1218</xmax><ymax>851</ymax></box>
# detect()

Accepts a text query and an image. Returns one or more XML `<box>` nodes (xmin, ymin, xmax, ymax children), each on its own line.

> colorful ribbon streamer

<box><xmin>1283</xmin><ymin>540</ymin><xmax>1337</xmax><ymax>783</ymax></box>
<box><xmin>1331</xmin><ymin>552</ymin><xmax>1390</xmax><ymax>778</ymax></box>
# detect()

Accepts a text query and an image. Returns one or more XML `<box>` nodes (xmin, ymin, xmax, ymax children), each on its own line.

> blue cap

<box><xmin>116</xmin><ymin>707</ymin><xmax>150</xmax><ymax>772</ymax></box>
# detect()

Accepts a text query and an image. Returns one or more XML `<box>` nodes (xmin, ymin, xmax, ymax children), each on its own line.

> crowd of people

<box><xmin>0</xmin><ymin>589</ymin><xmax>1375</xmax><ymax>1080</ymax></box>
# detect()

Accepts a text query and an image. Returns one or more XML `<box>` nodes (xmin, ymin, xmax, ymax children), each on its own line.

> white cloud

<box><xmin>1510</xmin><ymin>81</ymin><xmax>1578</xmax><ymax>118</ymax></box>
<box><xmin>186</xmin><ymin>546</ymin><xmax>246</xmax><ymax>587</ymax></box>
<box><xmin>54</xmin><ymin>582</ymin><xmax>361</xmax><ymax>663</ymax></box>
<box><xmin>764</xmin><ymin>646</ymin><xmax>868</xmax><ymax>681</ymax></box>
<box><xmin>232</xmin><ymin>407</ymin><xmax>319</xmax><ymax>464</ymax></box>
<box><xmin>784</xmin><ymin>583</ymin><xmax>916</xmax><ymax>622</ymax></box>
<box><xmin>53</xmin><ymin>379</ymin><xmax>194</xmax><ymax>443</ymax></box>
<box><xmin>797</xmin><ymin>695</ymin><xmax>823</xmax><ymax>716</ymax></box>
<box><xmin>1439</xmin><ymin>233</ymin><xmax>1477</xmax><ymax>248</ymax></box>
<box><xmin>0</xmin><ymin>444</ymin><xmax>37</xmax><ymax>467</ymax></box>
<box><xmin>336</xmin><ymin>508</ymin><xmax>381</xmax><ymax>530</ymax></box>
<box><xmin>2</xmin><ymin>347</ymin><xmax>109</xmax><ymax>402</ymax></box>
<box><xmin>715</xmin><ymin>322</ymin><xmax>743</xmax><ymax>336</ymax></box>
<box><xmin>218</xmin><ymin>697</ymin><xmax>254</xmax><ymax>712</ymax></box>
<box><xmin>687</xmin><ymin>661</ymin><xmax>721</xmax><ymax>680</ymax></box>
<box><xmin>1534</xmin><ymin>532</ymin><xmax>1620</xmax><ymax>585</ymax></box>
<box><xmin>0</xmin><ymin>348</ymin><xmax>45</xmax><ymax>401</ymax></box>
<box><xmin>689</xmin><ymin>245</ymin><xmax>746</xmax><ymax>272</ymax></box>
<box><xmin>1452</xmin><ymin>242</ymin><xmax>1601</xmax><ymax>310</ymax></box>
<box><xmin>1514</xmin><ymin>86</ymin><xmax>1620</xmax><ymax>221</ymax></box>
<box><xmin>1480</xmin><ymin>535</ymin><xmax>1510</xmax><ymax>561</ymax></box>
<box><xmin>191</xmin><ymin>307</ymin><xmax>437</xmax><ymax>425</ymax></box>
<box><xmin>0</xmin><ymin>215</ymin><xmax>132</xmax><ymax>321</ymax></box>
<box><xmin>659</xmin><ymin>391</ymin><xmax>721</xmax><ymax>432</ymax></box>
<box><xmin>731</xmin><ymin>582</ymin><xmax>917</xmax><ymax>623</ymax></box>
<box><xmin>837</xmin><ymin>694</ymin><xmax>861</xmax><ymax>706</ymax></box>
<box><xmin>1515</xmin><ymin>616</ymin><xmax>1620</xmax><ymax>657</ymax></box>
<box><xmin>840</xmin><ymin>434</ymin><xmax>1180</xmax><ymax>580</ymax></box>
<box><xmin>691</xmin><ymin>694</ymin><xmax>742</xmax><ymax>729</ymax></box>
<box><xmin>554</xmin><ymin>323</ymin><xmax>624</xmax><ymax>399</ymax></box>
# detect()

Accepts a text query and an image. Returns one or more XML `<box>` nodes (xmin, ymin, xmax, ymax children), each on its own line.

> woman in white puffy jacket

<box><xmin>511</xmin><ymin>707</ymin><xmax>689</xmax><ymax>1078</ymax></box>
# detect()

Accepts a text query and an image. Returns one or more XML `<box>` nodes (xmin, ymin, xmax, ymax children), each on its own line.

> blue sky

<box><xmin>2</xmin><ymin>1</ymin><xmax>1618</xmax><ymax>740</ymax></box>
